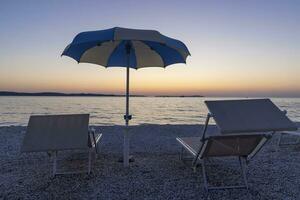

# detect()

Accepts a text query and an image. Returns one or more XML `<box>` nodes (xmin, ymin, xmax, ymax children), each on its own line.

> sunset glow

<box><xmin>0</xmin><ymin>0</ymin><xmax>299</xmax><ymax>97</ymax></box>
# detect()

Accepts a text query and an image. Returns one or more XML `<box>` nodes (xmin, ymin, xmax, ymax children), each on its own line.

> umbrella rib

<box><xmin>66</xmin><ymin>41</ymin><xmax>188</xmax><ymax>65</ymax></box>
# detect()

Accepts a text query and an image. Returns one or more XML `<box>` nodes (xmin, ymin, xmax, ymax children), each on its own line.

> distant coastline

<box><xmin>0</xmin><ymin>91</ymin><xmax>204</xmax><ymax>98</ymax></box>
<box><xmin>0</xmin><ymin>91</ymin><xmax>140</xmax><ymax>97</ymax></box>
<box><xmin>154</xmin><ymin>95</ymin><xmax>204</xmax><ymax>98</ymax></box>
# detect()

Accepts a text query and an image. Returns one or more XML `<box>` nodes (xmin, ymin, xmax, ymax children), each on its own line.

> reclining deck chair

<box><xmin>21</xmin><ymin>114</ymin><xmax>102</xmax><ymax>177</ymax></box>
<box><xmin>176</xmin><ymin>99</ymin><xmax>297</xmax><ymax>192</ymax></box>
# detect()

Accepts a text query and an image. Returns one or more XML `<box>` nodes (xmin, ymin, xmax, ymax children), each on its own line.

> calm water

<box><xmin>0</xmin><ymin>97</ymin><xmax>299</xmax><ymax>126</ymax></box>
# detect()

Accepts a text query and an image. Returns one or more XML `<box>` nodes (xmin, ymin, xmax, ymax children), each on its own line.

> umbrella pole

<box><xmin>124</xmin><ymin>44</ymin><xmax>131</xmax><ymax>167</ymax></box>
<box><xmin>124</xmin><ymin>65</ymin><xmax>130</xmax><ymax>167</ymax></box>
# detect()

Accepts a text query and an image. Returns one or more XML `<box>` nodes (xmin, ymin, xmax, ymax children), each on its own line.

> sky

<box><xmin>0</xmin><ymin>0</ymin><xmax>299</xmax><ymax>97</ymax></box>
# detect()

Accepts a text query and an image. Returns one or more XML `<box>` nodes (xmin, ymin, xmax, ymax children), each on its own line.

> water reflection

<box><xmin>0</xmin><ymin>97</ymin><xmax>299</xmax><ymax>126</ymax></box>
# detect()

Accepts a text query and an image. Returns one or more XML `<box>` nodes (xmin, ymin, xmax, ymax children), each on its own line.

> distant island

<box><xmin>0</xmin><ymin>91</ymin><xmax>204</xmax><ymax>97</ymax></box>
<box><xmin>0</xmin><ymin>91</ymin><xmax>144</xmax><ymax>97</ymax></box>
<box><xmin>154</xmin><ymin>95</ymin><xmax>204</xmax><ymax>98</ymax></box>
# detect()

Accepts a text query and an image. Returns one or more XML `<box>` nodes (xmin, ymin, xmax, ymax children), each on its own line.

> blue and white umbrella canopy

<box><xmin>62</xmin><ymin>27</ymin><xmax>190</xmax><ymax>68</ymax></box>
<box><xmin>62</xmin><ymin>27</ymin><xmax>190</xmax><ymax>167</ymax></box>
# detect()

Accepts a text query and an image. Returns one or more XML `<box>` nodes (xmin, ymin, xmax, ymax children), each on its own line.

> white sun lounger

<box><xmin>176</xmin><ymin>99</ymin><xmax>297</xmax><ymax>192</ymax></box>
<box><xmin>21</xmin><ymin>114</ymin><xmax>102</xmax><ymax>177</ymax></box>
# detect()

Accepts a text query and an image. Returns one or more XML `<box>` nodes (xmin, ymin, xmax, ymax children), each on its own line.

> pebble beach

<box><xmin>0</xmin><ymin>123</ymin><xmax>299</xmax><ymax>200</ymax></box>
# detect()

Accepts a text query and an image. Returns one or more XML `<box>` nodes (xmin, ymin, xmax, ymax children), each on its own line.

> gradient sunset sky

<box><xmin>0</xmin><ymin>0</ymin><xmax>299</xmax><ymax>97</ymax></box>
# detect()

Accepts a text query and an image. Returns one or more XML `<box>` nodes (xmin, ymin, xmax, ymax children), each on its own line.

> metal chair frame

<box><xmin>50</xmin><ymin>129</ymin><xmax>102</xmax><ymax>177</ymax></box>
<box><xmin>178</xmin><ymin>113</ymin><xmax>271</xmax><ymax>192</ymax></box>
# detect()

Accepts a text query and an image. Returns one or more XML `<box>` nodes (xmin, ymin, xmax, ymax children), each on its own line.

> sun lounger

<box><xmin>21</xmin><ymin>114</ymin><xmax>102</xmax><ymax>176</ymax></box>
<box><xmin>176</xmin><ymin>99</ymin><xmax>297</xmax><ymax>192</ymax></box>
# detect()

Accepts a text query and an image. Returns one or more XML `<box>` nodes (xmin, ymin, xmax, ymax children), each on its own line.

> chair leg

<box><xmin>200</xmin><ymin>157</ymin><xmax>248</xmax><ymax>192</ymax></box>
<box><xmin>94</xmin><ymin>148</ymin><xmax>98</xmax><ymax>160</ymax></box>
<box><xmin>52</xmin><ymin>151</ymin><xmax>57</xmax><ymax>177</ymax></box>
<box><xmin>93</xmin><ymin>133</ymin><xmax>98</xmax><ymax>154</ymax></box>
<box><xmin>278</xmin><ymin>133</ymin><xmax>283</xmax><ymax>147</ymax></box>
<box><xmin>239</xmin><ymin>157</ymin><xmax>249</xmax><ymax>190</ymax></box>
<box><xmin>88</xmin><ymin>149</ymin><xmax>91</xmax><ymax>174</ymax></box>
<box><xmin>179</xmin><ymin>147</ymin><xmax>184</xmax><ymax>160</ymax></box>
<box><xmin>201</xmin><ymin>159</ymin><xmax>209</xmax><ymax>192</ymax></box>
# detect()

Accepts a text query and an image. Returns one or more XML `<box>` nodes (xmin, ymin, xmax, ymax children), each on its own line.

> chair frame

<box><xmin>177</xmin><ymin>113</ymin><xmax>271</xmax><ymax>192</ymax></box>
<box><xmin>21</xmin><ymin>114</ymin><xmax>103</xmax><ymax>177</ymax></box>
<box><xmin>50</xmin><ymin>128</ymin><xmax>102</xmax><ymax>177</ymax></box>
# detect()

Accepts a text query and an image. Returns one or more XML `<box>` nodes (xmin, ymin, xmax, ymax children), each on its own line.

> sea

<box><xmin>0</xmin><ymin>97</ymin><xmax>299</xmax><ymax>126</ymax></box>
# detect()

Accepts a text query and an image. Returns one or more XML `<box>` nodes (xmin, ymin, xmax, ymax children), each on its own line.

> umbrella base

<box><xmin>118</xmin><ymin>155</ymin><xmax>135</xmax><ymax>163</ymax></box>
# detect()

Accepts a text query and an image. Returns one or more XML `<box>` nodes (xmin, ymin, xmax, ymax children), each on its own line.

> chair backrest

<box><xmin>199</xmin><ymin>134</ymin><xmax>269</xmax><ymax>159</ymax></box>
<box><xmin>205</xmin><ymin>99</ymin><xmax>297</xmax><ymax>134</ymax></box>
<box><xmin>21</xmin><ymin>114</ymin><xmax>90</xmax><ymax>152</ymax></box>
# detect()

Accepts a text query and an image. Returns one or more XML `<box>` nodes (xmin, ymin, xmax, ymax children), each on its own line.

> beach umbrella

<box><xmin>62</xmin><ymin>27</ymin><xmax>190</xmax><ymax>167</ymax></box>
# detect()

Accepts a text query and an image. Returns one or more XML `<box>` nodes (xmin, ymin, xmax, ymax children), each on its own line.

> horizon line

<box><xmin>0</xmin><ymin>91</ymin><xmax>299</xmax><ymax>98</ymax></box>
